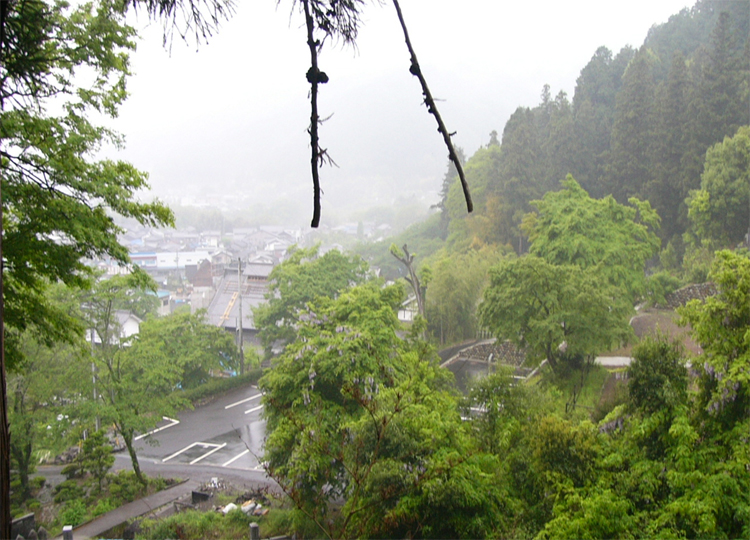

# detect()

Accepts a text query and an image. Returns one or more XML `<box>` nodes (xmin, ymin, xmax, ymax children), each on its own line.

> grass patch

<box><xmin>137</xmin><ymin>501</ymin><xmax>293</xmax><ymax>539</ymax></box>
<box><xmin>538</xmin><ymin>363</ymin><xmax>611</xmax><ymax>422</ymax></box>
<box><xmin>37</xmin><ymin>471</ymin><xmax>179</xmax><ymax>537</ymax></box>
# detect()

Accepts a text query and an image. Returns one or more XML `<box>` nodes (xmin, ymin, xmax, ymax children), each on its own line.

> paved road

<box><xmin>132</xmin><ymin>384</ymin><xmax>267</xmax><ymax>474</ymax></box>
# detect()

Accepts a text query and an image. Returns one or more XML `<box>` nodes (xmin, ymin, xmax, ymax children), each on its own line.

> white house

<box><xmin>89</xmin><ymin>310</ymin><xmax>142</xmax><ymax>346</ymax></box>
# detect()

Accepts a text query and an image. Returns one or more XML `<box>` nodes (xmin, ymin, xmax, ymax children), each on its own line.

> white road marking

<box><xmin>163</xmin><ymin>442</ymin><xmax>203</xmax><ymax>462</ymax></box>
<box><xmin>222</xmin><ymin>449</ymin><xmax>250</xmax><ymax>467</ymax></box>
<box><xmin>225</xmin><ymin>393</ymin><xmax>262</xmax><ymax>409</ymax></box>
<box><xmin>244</xmin><ymin>404</ymin><xmax>263</xmax><ymax>415</ymax></box>
<box><xmin>135</xmin><ymin>417</ymin><xmax>180</xmax><ymax>441</ymax></box>
<box><xmin>190</xmin><ymin>443</ymin><xmax>227</xmax><ymax>465</ymax></box>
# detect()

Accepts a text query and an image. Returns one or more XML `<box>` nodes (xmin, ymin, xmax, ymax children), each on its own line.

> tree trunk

<box><xmin>122</xmin><ymin>430</ymin><xmax>146</xmax><ymax>486</ymax></box>
<box><xmin>10</xmin><ymin>441</ymin><xmax>31</xmax><ymax>501</ymax></box>
<box><xmin>0</xmin><ymin>0</ymin><xmax>11</xmax><ymax>526</ymax></box>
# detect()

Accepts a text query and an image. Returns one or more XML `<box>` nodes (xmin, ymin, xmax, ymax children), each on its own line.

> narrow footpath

<box><xmin>54</xmin><ymin>479</ymin><xmax>200</xmax><ymax>540</ymax></box>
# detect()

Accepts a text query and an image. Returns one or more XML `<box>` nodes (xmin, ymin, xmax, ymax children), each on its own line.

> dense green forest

<box><xmin>441</xmin><ymin>0</ymin><xmax>749</xmax><ymax>251</ymax></box>
<box><xmin>259</xmin><ymin>251</ymin><xmax>750</xmax><ymax>538</ymax></box>
<box><xmin>4</xmin><ymin>1</ymin><xmax>750</xmax><ymax>538</ymax></box>
<box><xmin>357</xmin><ymin>0</ymin><xmax>750</xmax><ymax>346</ymax></box>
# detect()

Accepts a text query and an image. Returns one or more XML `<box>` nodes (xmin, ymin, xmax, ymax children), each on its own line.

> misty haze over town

<box><xmin>108</xmin><ymin>0</ymin><xmax>695</xmax><ymax>226</ymax></box>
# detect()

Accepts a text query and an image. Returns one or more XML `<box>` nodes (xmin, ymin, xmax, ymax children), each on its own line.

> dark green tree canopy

<box><xmin>627</xmin><ymin>334</ymin><xmax>688</xmax><ymax>415</ymax></box>
<box><xmin>261</xmin><ymin>282</ymin><xmax>507</xmax><ymax>539</ymax></box>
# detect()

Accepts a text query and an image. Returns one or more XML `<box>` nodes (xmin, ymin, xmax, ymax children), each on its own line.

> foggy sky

<box><xmin>107</xmin><ymin>0</ymin><xmax>695</xmax><ymax>227</ymax></box>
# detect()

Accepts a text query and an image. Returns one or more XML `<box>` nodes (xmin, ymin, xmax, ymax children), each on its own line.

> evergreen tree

<box><xmin>541</xmin><ymin>90</ymin><xmax>576</xmax><ymax>194</ymax></box>
<box><xmin>605</xmin><ymin>48</ymin><xmax>658</xmax><ymax>202</ymax></box>
<box><xmin>648</xmin><ymin>52</ymin><xmax>691</xmax><ymax>242</ymax></box>
<box><xmin>435</xmin><ymin>147</ymin><xmax>466</xmax><ymax>239</ymax></box>
<box><xmin>683</xmin><ymin>10</ymin><xmax>750</xmax><ymax>190</ymax></box>
<box><xmin>572</xmin><ymin>46</ymin><xmax>635</xmax><ymax>197</ymax></box>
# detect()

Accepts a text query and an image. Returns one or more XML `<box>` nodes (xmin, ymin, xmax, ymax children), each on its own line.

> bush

<box><xmin>682</xmin><ymin>244</ymin><xmax>714</xmax><ymax>284</ymax></box>
<box><xmin>628</xmin><ymin>335</ymin><xmax>688</xmax><ymax>414</ymax></box>
<box><xmin>225</xmin><ymin>508</ymin><xmax>251</xmax><ymax>527</ymax></box>
<box><xmin>81</xmin><ymin>430</ymin><xmax>114</xmax><ymax>490</ymax></box>
<box><xmin>138</xmin><ymin>517</ymin><xmax>177</xmax><ymax>540</ymax></box>
<box><xmin>31</xmin><ymin>476</ymin><xmax>46</xmax><ymax>490</ymax></box>
<box><xmin>645</xmin><ymin>271</ymin><xmax>683</xmax><ymax>307</ymax></box>
<box><xmin>138</xmin><ymin>508</ymin><xmax>261</xmax><ymax>540</ymax></box>
<box><xmin>53</xmin><ymin>480</ymin><xmax>85</xmax><ymax>503</ymax></box>
<box><xmin>262</xmin><ymin>508</ymin><xmax>297</xmax><ymax>538</ymax></box>
<box><xmin>61</xmin><ymin>462</ymin><xmax>83</xmax><ymax>480</ymax></box>
<box><xmin>92</xmin><ymin>498</ymin><xmax>117</xmax><ymax>517</ymax></box>
<box><xmin>60</xmin><ymin>499</ymin><xmax>87</xmax><ymax>527</ymax></box>
<box><xmin>592</xmin><ymin>377</ymin><xmax>628</xmax><ymax>423</ymax></box>
<box><xmin>107</xmin><ymin>471</ymin><xmax>146</xmax><ymax>503</ymax></box>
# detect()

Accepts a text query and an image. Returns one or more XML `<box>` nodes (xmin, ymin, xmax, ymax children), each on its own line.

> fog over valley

<box><xmin>107</xmin><ymin>0</ymin><xmax>694</xmax><ymax>225</ymax></box>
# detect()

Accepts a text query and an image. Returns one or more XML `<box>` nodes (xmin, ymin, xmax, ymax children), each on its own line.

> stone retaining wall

<box><xmin>460</xmin><ymin>340</ymin><xmax>526</xmax><ymax>367</ymax></box>
<box><xmin>662</xmin><ymin>282</ymin><xmax>717</xmax><ymax>310</ymax></box>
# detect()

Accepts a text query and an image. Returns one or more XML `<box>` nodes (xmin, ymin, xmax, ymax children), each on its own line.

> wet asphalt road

<box><xmin>132</xmin><ymin>383</ymin><xmax>267</xmax><ymax>476</ymax></box>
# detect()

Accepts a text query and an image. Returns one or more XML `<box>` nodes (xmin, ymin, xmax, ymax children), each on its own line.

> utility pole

<box><xmin>91</xmin><ymin>327</ymin><xmax>100</xmax><ymax>432</ymax></box>
<box><xmin>237</xmin><ymin>258</ymin><xmax>245</xmax><ymax>375</ymax></box>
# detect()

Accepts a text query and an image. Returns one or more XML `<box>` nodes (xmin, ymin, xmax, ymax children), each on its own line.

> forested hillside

<box><xmin>355</xmin><ymin>0</ymin><xmax>749</xmax><ymax>346</ymax></box>
<box><xmin>438</xmin><ymin>0</ymin><xmax>748</xmax><ymax>253</ymax></box>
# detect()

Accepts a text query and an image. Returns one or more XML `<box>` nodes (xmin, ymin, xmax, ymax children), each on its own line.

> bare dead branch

<box><xmin>302</xmin><ymin>0</ymin><xmax>326</xmax><ymax>228</ymax></box>
<box><xmin>391</xmin><ymin>0</ymin><xmax>473</xmax><ymax>214</ymax></box>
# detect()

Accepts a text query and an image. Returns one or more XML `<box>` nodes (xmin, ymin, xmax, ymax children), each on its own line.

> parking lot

<box><xmin>133</xmin><ymin>385</ymin><xmax>266</xmax><ymax>472</ymax></box>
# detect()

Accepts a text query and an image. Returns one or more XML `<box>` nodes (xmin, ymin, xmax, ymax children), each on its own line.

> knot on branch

<box><xmin>306</xmin><ymin>67</ymin><xmax>329</xmax><ymax>84</ymax></box>
<box><xmin>409</xmin><ymin>61</ymin><xmax>420</xmax><ymax>76</ymax></box>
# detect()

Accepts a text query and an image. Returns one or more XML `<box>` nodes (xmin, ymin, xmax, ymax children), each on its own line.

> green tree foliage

<box><xmin>605</xmin><ymin>48</ymin><xmax>658</xmax><ymax>203</ymax></box>
<box><xmin>628</xmin><ymin>335</ymin><xmax>688</xmax><ymax>415</ymax></box>
<box><xmin>1</xmin><ymin>0</ymin><xmax>174</xmax><ymax>368</ymax></box>
<box><xmin>253</xmin><ymin>245</ymin><xmax>369</xmax><ymax>355</ymax></box>
<box><xmin>524</xmin><ymin>175</ymin><xmax>661</xmax><ymax>301</ymax></box>
<box><xmin>463</xmin><ymin>368</ymin><xmax>549</xmax><ymax>455</ymax></box>
<box><xmin>684</xmin><ymin>10</ymin><xmax>750</xmax><ymax>179</ymax></box>
<box><xmin>478</xmin><ymin>255</ymin><xmax>632</xmax><ymax>374</ymax></box>
<box><xmin>84</xmin><ymin>276</ymin><xmax>187</xmax><ymax>485</ymax></box>
<box><xmin>434</xmin><ymin>146</ymin><xmax>466</xmax><ymax>239</ymax></box>
<box><xmin>531</xmin><ymin>416</ymin><xmax>599</xmax><ymax>492</ymax></box>
<box><xmin>445</xmin><ymin>141</ymin><xmax>504</xmax><ymax>249</ymax></box>
<box><xmin>135</xmin><ymin>310</ymin><xmax>238</xmax><ymax>388</ymax></box>
<box><xmin>536</xmin><ymin>253</ymin><xmax>750</xmax><ymax>539</ymax></box>
<box><xmin>261</xmin><ymin>283</ymin><xmax>506</xmax><ymax>538</ymax></box>
<box><xmin>424</xmin><ymin>246</ymin><xmax>505</xmax><ymax>345</ymax></box>
<box><xmin>445</xmin><ymin>94</ymin><xmax>579</xmax><ymax>252</ymax></box>
<box><xmin>1</xmin><ymin>3</ymin><xmax>173</xmax><ymax>527</ymax></box>
<box><xmin>9</xmin><ymin>327</ymin><xmax>88</xmax><ymax>502</ymax></box>
<box><xmin>686</xmin><ymin>125</ymin><xmax>750</xmax><ymax>247</ymax></box>
<box><xmin>679</xmin><ymin>250</ymin><xmax>750</xmax><ymax>431</ymax></box>
<box><xmin>649</xmin><ymin>52</ymin><xmax>691</xmax><ymax>241</ymax></box>
<box><xmin>80</xmin><ymin>430</ymin><xmax>114</xmax><ymax>492</ymax></box>
<box><xmin>571</xmin><ymin>46</ymin><xmax>634</xmax><ymax>198</ymax></box>
<box><xmin>434</xmin><ymin>2</ymin><xmax>749</xmax><ymax>273</ymax></box>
